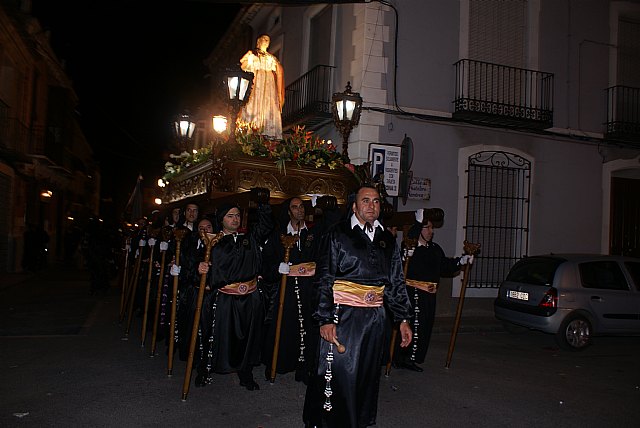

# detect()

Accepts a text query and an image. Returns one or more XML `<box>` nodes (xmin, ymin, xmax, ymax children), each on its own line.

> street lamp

<box><xmin>173</xmin><ymin>111</ymin><xmax>196</xmax><ymax>147</ymax></box>
<box><xmin>332</xmin><ymin>81</ymin><xmax>363</xmax><ymax>160</ymax></box>
<box><xmin>223</xmin><ymin>65</ymin><xmax>254</xmax><ymax>142</ymax></box>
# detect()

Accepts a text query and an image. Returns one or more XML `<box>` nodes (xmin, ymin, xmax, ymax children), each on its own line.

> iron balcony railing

<box><xmin>282</xmin><ymin>65</ymin><xmax>335</xmax><ymax>131</ymax></box>
<box><xmin>0</xmin><ymin>116</ymin><xmax>29</xmax><ymax>154</ymax></box>
<box><xmin>453</xmin><ymin>59</ymin><xmax>554</xmax><ymax>129</ymax></box>
<box><xmin>605</xmin><ymin>85</ymin><xmax>640</xmax><ymax>142</ymax></box>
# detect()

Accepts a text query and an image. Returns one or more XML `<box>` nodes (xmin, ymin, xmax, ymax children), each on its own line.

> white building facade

<box><xmin>207</xmin><ymin>0</ymin><xmax>640</xmax><ymax>315</ymax></box>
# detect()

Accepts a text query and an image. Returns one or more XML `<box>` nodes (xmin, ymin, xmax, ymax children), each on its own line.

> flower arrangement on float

<box><xmin>233</xmin><ymin>122</ymin><xmax>347</xmax><ymax>174</ymax></box>
<box><xmin>162</xmin><ymin>123</ymin><xmax>359</xmax><ymax>180</ymax></box>
<box><xmin>162</xmin><ymin>147</ymin><xmax>212</xmax><ymax>181</ymax></box>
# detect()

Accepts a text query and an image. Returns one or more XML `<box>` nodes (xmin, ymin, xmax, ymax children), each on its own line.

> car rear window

<box><xmin>579</xmin><ymin>261</ymin><xmax>629</xmax><ymax>290</ymax></box>
<box><xmin>505</xmin><ymin>258</ymin><xmax>562</xmax><ymax>286</ymax></box>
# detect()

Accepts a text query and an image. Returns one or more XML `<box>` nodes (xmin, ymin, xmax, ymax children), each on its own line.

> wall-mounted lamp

<box><xmin>40</xmin><ymin>189</ymin><xmax>53</xmax><ymax>202</ymax></box>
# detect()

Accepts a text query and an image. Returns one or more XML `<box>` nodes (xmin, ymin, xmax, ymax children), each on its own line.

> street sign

<box><xmin>369</xmin><ymin>143</ymin><xmax>401</xmax><ymax>197</ymax></box>
<box><xmin>408</xmin><ymin>177</ymin><xmax>431</xmax><ymax>200</ymax></box>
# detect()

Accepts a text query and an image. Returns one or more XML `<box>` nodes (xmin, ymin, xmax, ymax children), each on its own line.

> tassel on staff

<box><xmin>150</xmin><ymin>226</ymin><xmax>172</xmax><ymax>357</ymax></box>
<box><xmin>140</xmin><ymin>228</ymin><xmax>160</xmax><ymax>347</ymax></box>
<box><xmin>181</xmin><ymin>231</ymin><xmax>224</xmax><ymax>401</ymax></box>
<box><xmin>268</xmin><ymin>234</ymin><xmax>299</xmax><ymax>383</ymax></box>
<box><xmin>124</xmin><ymin>230</ymin><xmax>147</xmax><ymax>335</ymax></box>
<box><xmin>385</xmin><ymin>225</ymin><xmax>417</xmax><ymax>376</ymax></box>
<box><xmin>167</xmin><ymin>227</ymin><xmax>188</xmax><ymax>376</ymax></box>
<box><xmin>118</xmin><ymin>235</ymin><xmax>132</xmax><ymax>320</ymax></box>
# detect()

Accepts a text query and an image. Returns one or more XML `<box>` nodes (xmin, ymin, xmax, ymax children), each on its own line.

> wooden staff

<box><xmin>385</xmin><ymin>226</ymin><xmax>417</xmax><ymax>376</ymax></box>
<box><xmin>118</xmin><ymin>236</ymin><xmax>132</xmax><ymax>319</ymax></box>
<box><xmin>332</xmin><ymin>338</ymin><xmax>346</xmax><ymax>353</ymax></box>
<box><xmin>445</xmin><ymin>240</ymin><xmax>481</xmax><ymax>369</ymax></box>
<box><xmin>182</xmin><ymin>230</ymin><xmax>223</xmax><ymax>401</ymax></box>
<box><xmin>268</xmin><ymin>234</ymin><xmax>299</xmax><ymax>383</ymax></box>
<box><xmin>167</xmin><ymin>227</ymin><xmax>188</xmax><ymax>376</ymax></box>
<box><xmin>124</xmin><ymin>232</ymin><xmax>147</xmax><ymax>334</ymax></box>
<box><xmin>120</xmin><ymin>234</ymin><xmax>140</xmax><ymax>324</ymax></box>
<box><xmin>140</xmin><ymin>228</ymin><xmax>160</xmax><ymax>347</ymax></box>
<box><xmin>150</xmin><ymin>226</ymin><xmax>172</xmax><ymax>357</ymax></box>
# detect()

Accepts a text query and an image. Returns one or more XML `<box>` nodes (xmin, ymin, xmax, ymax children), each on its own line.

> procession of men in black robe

<box><xmin>114</xmin><ymin>184</ymin><xmax>474</xmax><ymax>428</ymax></box>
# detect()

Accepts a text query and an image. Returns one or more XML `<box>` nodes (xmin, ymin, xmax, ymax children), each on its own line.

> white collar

<box><xmin>350</xmin><ymin>216</ymin><xmax>382</xmax><ymax>231</ymax></box>
<box><xmin>287</xmin><ymin>221</ymin><xmax>307</xmax><ymax>235</ymax></box>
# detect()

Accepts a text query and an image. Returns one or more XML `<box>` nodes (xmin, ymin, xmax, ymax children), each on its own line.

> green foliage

<box><xmin>162</xmin><ymin>147</ymin><xmax>212</xmax><ymax>181</ymax></box>
<box><xmin>163</xmin><ymin>123</ymin><xmax>361</xmax><ymax>180</ymax></box>
<box><xmin>233</xmin><ymin>122</ymin><xmax>348</xmax><ymax>174</ymax></box>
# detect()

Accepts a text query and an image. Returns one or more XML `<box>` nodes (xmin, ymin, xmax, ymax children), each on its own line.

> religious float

<box><xmin>160</xmin><ymin>123</ymin><xmax>365</xmax><ymax>222</ymax></box>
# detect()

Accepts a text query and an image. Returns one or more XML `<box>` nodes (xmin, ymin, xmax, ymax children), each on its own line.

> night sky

<box><xmin>30</xmin><ymin>1</ymin><xmax>242</xmax><ymax>218</ymax></box>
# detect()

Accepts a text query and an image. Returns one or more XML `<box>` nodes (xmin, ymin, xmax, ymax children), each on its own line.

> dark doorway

<box><xmin>610</xmin><ymin>176</ymin><xmax>640</xmax><ymax>257</ymax></box>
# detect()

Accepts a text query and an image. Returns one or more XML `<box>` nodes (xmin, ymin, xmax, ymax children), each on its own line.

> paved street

<box><xmin>1</xmin><ymin>264</ymin><xmax>639</xmax><ymax>427</ymax></box>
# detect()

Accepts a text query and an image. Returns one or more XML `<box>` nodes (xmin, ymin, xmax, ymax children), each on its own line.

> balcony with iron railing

<box><xmin>453</xmin><ymin>59</ymin><xmax>554</xmax><ymax>130</ymax></box>
<box><xmin>282</xmin><ymin>65</ymin><xmax>335</xmax><ymax>131</ymax></box>
<box><xmin>605</xmin><ymin>85</ymin><xmax>640</xmax><ymax>143</ymax></box>
<box><xmin>0</xmin><ymin>115</ymin><xmax>30</xmax><ymax>155</ymax></box>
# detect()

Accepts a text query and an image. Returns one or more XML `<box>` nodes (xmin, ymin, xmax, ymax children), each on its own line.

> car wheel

<box><xmin>556</xmin><ymin>314</ymin><xmax>591</xmax><ymax>351</ymax></box>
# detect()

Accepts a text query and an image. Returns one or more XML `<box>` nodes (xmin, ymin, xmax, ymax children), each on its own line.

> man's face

<box><xmin>222</xmin><ymin>208</ymin><xmax>241</xmax><ymax>234</ymax></box>
<box><xmin>420</xmin><ymin>221</ymin><xmax>434</xmax><ymax>242</ymax></box>
<box><xmin>352</xmin><ymin>187</ymin><xmax>381</xmax><ymax>225</ymax></box>
<box><xmin>198</xmin><ymin>219</ymin><xmax>213</xmax><ymax>234</ymax></box>
<box><xmin>185</xmin><ymin>204</ymin><xmax>199</xmax><ymax>223</ymax></box>
<box><xmin>289</xmin><ymin>198</ymin><xmax>305</xmax><ymax>225</ymax></box>
<box><xmin>171</xmin><ymin>208</ymin><xmax>181</xmax><ymax>223</ymax></box>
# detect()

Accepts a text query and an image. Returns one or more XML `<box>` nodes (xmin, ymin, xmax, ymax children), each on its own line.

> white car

<box><xmin>494</xmin><ymin>254</ymin><xmax>640</xmax><ymax>350</ymax></box>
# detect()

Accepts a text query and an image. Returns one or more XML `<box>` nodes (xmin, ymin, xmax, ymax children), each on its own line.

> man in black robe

<box><xmin>261</xmin><ymin>195</ymin><xmax>340</xmax><ymax>384</ymax></box>
<box><xmin>197</xmin><ymin>190</ymin><xmax>273</xmax><ymax>390</ymax></box>
<box><xmin>303</xmin><ymin>185</ymin><xmax>413</xmax><ymax>428</ymax></box>
<box><xmin>174</xmin><ymin>217</ymin><xmax>216</xmax><ymax>384</ymax></box>
<box><xmin>392</xmin><ymin>209</ymin><xmax>473</xmax><ymax>371</ymax></box>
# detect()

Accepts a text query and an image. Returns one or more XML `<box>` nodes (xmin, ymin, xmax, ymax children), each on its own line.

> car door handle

<box><xmin>590</xmin><ymin>296</ymin><xmax>603</xmax><ymax>301</ymax></box>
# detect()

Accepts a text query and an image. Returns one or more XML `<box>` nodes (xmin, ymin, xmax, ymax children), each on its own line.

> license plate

<box><xmin>508</xmin><ymin>290</ymin><xmax>529</xmax><ymax>301</ymax></box>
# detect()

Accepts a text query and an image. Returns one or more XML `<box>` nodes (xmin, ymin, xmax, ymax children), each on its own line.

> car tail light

<box><xmin>538</xmin><ymin>287</ymin><xmax>557</xmax><ymax>308</ymax></box>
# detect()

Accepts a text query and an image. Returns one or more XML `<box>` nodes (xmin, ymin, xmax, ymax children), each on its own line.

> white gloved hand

<box><xmin>139</xmin><ymin>239</ymin><xmax>146</xmax><ymax>247</ymax></box>
<box><xmin>147</xmin><ymin>238</ymin><xmax>157</xmax><ymax>247</ymax></box>
<box><xmin>404</xmin><ymin>248</ymin><xmax>415</xmax><ymax>258</ymax></box>
<box><xmin>308</xmin><ymin>194</ymin><xmax>324</xmax><ymax>208</ymax></box>
<box><xmin>278</xmin><ymin>262</ymin><xmax>291</xmax><ymax>275</ymax></box>
<box><xmin>159</xmin><ymin>241</ymin><xmax>169</xmax><ymax>252</ymax></box>
<box><xmin>415</xmin><ymin>208</ymin><xmax>424</xmax><ymax>224</ymax></box>
<box><xmin>459</xmin><ymin>254</ymin><xmax>474</xmax><ymax>265</ymax></box>
<box><xmin>170</xmin><ymin>264</ymin><xmax>181</xmax><ymax>276</ymax></box>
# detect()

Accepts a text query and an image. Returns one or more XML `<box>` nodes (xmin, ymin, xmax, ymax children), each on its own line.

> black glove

<box><xmin>249</xmin><ymin>187</ymin><xmax>270</xmax><ymax>205</ymax></box>
<box><xmin>316</xmin><ymin>195</ymin><xmax>337</xmax><ymax>211</ymax></box>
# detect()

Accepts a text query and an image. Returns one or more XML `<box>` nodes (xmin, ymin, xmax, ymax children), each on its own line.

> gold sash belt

<box><xmin>288</xmin><ymin>262</ymin><xmax>316</xmax><ymax>277</ymax></box>
<box><xmin>406</xmin><ymin>278</ymin><xmax>438</xmax><ymax>294</ymax></box>
<box><xmin>219</xmin><ymin>278</ymin><xmax>257</xmax><ymax>295</ymax></box>
<box><xmin>333</xmin><ymin>280</ymin><xmax>384</xmax><ymax>307</ymax></box>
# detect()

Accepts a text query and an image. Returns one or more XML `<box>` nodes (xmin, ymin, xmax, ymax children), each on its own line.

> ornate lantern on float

<box><xmin>332</xmin><ymin>81</ymin><xmax>363</xmax><ymax>160</ymax></box>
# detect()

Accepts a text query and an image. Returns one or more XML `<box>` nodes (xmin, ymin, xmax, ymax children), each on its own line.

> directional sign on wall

<box><xmin>408</xmin><ymin>177</ymin><xmax>431</xmax><ymax>200</ymax></box>
<box><xmin>369</xmin><ymin>143</ymin><xmax>401</xmax><ymax>197</ymax></box>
